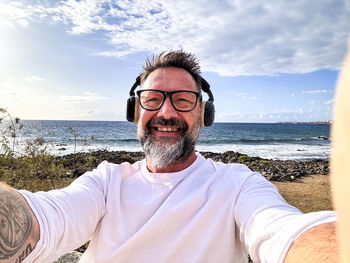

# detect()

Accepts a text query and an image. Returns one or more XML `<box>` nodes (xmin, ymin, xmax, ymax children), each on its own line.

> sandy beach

<box><xmin>272</xmin><ymin>174</ymin><xmax>333</xmax><ymax>213</ymax></box>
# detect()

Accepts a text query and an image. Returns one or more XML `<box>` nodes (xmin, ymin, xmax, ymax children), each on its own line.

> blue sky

<box><xmin>0</xmin><ymin>0</ymin><xmax>349</xmax><ymax>123</ymax></box>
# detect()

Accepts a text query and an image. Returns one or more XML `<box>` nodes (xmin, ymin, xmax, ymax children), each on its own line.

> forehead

<box><xmin>141</xmin><ymin>67</ymin><xmax>198</xmax><ymax>92</ymax></box>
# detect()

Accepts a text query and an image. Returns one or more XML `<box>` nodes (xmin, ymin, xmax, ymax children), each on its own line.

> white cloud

<box><xmin>219</xmin><ymin>111</ymin><xmax>244</xmax><ymax>118</ymax></box>
<box><xmin>324</xmin><ymin>99</ymin><xmax>334</xmax><ymax>104</ymax></box>
<box><xmin>1</xmin><ymin>0</ymin><xmax>350</xmax><ymax>76</ymax></box>
<box><xmin>60</xmin><ymin>91</ymin><xmax>107</xmax><ymax>104</ymax></box>
<box><xmin>234</xmin><ymin>92</ymin><xmax>257</xmax><ymax>100</ymax></box>
<box><xmin>301</xmin><ymin>89</ymin><xmax>328</xmax><ymax>94</ymax></box>
<box><xmin>94</xmin><ymin>50</ymin><xmax>135</xmax><ymax>58</ymax></box>
<box><xmin>59</xmin><ymin>107</ymin><xmax>126</xmax><ymax>120</ymax></box>
<box><xmin>0</xmin><ymin>2</ymin><xmax>32</xmax><ymax>27</ymax></box>
<box><xmin>309</xmin><ymin>100</ymin><xmax>316</xmax><ymax>104</ymax></box>
<box><xmin>0</xmin><ymin>83</ymin><xmax>32</xmax><ymax>101</ymax></box>
<box><xmin>72</xmin><ymin>108</ymin><xmax>103</xmax><ymax>117</ymax></box>
<box><xmin>17</xmin><ymin>19</ymin><xmax>29</xmax><ymax>26</ymax></box>
<box><xmin>218</xmin><ymin>107</ymin><xmax>310</xmax><ymax>121</ymax></box>
<box><xmin>25</xmin><ymin>75</ymin><xmax>44</xmax><ymax>82</ymax></box>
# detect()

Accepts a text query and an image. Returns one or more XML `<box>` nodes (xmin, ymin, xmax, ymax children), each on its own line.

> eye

<box><xmin>176</xmin><ymin>97</ymin><xmax>192</xmax><ymax>103</ymax></box>
<box><xmin>145</xmin><ymin>97</ymin><xmax>161</xmax><ymax>102</ymax></box>
<box><xmin>139</xmin><ymin>90</ymin><xmax>164</xmax><ymax>109</ymax></box>
<box><xmin>173</xmin><ymin>92</ymin><xmax>196</xmax><ymax>104</ymax></box>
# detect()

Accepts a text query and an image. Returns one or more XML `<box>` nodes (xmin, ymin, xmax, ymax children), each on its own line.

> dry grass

<box><xmin>272</xmin><ymin>174</ymin><xmax>333</xmax><ymax>213</ymax></box>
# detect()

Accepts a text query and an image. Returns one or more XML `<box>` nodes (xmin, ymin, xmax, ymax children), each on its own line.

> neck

<box><xmin>146</xmin><ymin>151</ymin><xmax>197</xmax><ymax>173</ymax></box>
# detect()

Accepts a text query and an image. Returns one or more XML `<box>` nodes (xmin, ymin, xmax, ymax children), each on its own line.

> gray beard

<box><xmin>138</xmin><ymin>117</ymin><xmax>200</xmax><ymax>169</ymax></box>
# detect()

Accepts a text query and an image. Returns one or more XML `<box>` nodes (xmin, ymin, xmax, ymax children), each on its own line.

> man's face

<box><xmin>137</xmin><ymin>67</ymin><xmax>201</xmax><ymax>169</ymax></box>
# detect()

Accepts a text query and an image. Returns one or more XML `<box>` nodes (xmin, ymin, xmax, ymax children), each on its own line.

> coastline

<box><xmin>15</xmin><ymin>120</ymin><xmax>331</xmax><ymax>161</ymax></box>
<box><xmin>2</xmin><ymin>148</ymin><xmax>330</xmax><ymax>199</ymax></box>
<box><xmin>58</xmin><ymin>150</ymin><xmax>329</xmax><ymax>182</ymax></box>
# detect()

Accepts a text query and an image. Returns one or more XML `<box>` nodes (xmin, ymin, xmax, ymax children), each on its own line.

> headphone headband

<box><xmin>129</xmin><ymin>76</ymin><xmax>141</xmax><ymax>96</ymax></box>
<box><xmin>200</xmin><ymin>78</ymin><xmax>214</xmax><ymax>102</ymax></box>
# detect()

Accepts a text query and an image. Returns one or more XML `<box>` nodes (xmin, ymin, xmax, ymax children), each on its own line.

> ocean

<box><xmin>7</xmin><ymin>120</ymin><xmax>331</xmax><ymax>161</ymax></box>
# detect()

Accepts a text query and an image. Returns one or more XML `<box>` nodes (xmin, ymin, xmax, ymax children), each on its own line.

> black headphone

<box><xmin>126</xmin><ymin>75</ymin><xmax>215</xmax><ymax>127</ymax></box>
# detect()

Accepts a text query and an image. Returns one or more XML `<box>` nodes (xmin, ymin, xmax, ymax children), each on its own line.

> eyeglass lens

<box><xmin>139</xmin><ymin>90</ymin><xmax>198</xmax><ymax>111</ymax></box>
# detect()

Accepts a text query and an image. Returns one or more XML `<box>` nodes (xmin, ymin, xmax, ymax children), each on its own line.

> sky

<box><xmin>0</xmin><ymin>0</ymin><xmax>349</xmax><ymax>123</ymax></box>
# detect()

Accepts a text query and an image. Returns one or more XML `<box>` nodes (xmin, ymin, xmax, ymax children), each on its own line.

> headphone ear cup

<box><xmin>126</xmin><ymin>96</ymin><xmax>136</xmax><ymax>123</ymax></box>
<box><xmin>133</xmin><ymin>97</ymin><xmax>139</xmax><ymax>124</ymax></box>
<box><xmin>200</xmin><ymin>101</ymin><xmax>215</xmax><ymax>127</ymax></box>
<box><xmin>205</xmin><ymin>100</ymin><xmax>215</xmax><ymax>127</ymax></box>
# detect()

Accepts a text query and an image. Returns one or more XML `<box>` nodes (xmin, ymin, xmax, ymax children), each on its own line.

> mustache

<box><xmin>146</xmin><ymin>117</ymin><xmax>188</xmax><ymax>131</ymax></box>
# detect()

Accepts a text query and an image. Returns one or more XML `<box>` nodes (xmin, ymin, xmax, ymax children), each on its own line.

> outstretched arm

<box><xmin>0</xmin><ymin>182</ymin><xmax>40</xmax><ymax>263</ymax></box>
<box><xmin>284</xmin><ymin>222</ymin><xmax>339</xmax><ymax>262</ymax></box>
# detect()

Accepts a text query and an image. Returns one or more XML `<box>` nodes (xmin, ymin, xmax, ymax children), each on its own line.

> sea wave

<box><xmin>44</xmin><ymin>141</ymin><xmax>330</xmax><ymax>161</ymax></box>
<box><xmin>198</xmin><ymin>137</ymin><xmax>329</xmax><ymax>144</ymax></box>
<box><xmin>4</xmin><ymin>120</ymin><xmax>330</xmax><ymax>161</ymax></box>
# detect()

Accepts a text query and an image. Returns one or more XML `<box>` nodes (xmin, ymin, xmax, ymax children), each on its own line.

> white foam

<box><xmin>5</xmin><ymin>137</ymin><xmax>330</xmax><ymax>161</ymax></box>
<box><xmin>195</xmin><ymin>143</ymin><xmax>330</xmax><ymax>161</ymax></box>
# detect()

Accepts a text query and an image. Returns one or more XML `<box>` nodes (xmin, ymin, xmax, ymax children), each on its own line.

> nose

<box><xmin>157</xmin><ymin>97</ymin><xmax>178</xmax><ymax>119</ymax></box>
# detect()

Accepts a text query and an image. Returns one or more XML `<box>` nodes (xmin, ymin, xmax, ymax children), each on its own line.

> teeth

<box><xmin>157</xmin><ymin>127</ymin><xmax>178</xmax><ymax>132</ymax></box>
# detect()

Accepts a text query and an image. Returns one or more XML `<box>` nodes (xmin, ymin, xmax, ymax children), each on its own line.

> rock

<box><xmin>54</xmin><ymin>251</ymin><xmax>82</xmax><ymax>263</ymax></box>
<box><xmin>73</xmin><ymin>168</ymin><xmax>86</xmax><ymax>177</ymax></box>
<box><xmin>57</xmin><ymin>150</ymin><xmax>329</xmax><ymax>182</ymax></box>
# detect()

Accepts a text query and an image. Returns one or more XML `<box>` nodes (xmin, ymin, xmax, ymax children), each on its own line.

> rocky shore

<box><xmin>58</xmin><ymin>150</ymin><xmax>329</xmax><ymax>182</ymax></box>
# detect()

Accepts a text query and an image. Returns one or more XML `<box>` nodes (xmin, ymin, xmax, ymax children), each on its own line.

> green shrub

<box><xmin>259</xmin><ymin>160</ymin><xmax>268</xmax><ymax>166</ymax></box>
<box><xmin>85</xmin><ymin>156</ymin><xmax>101</xmax><ymax>167</ymax></box>
<box><xmin>0</xmin><ymin>108</ymin><xmax>70</xmax><ymax>191</ymax></box>
<box><xmin>0</xmin><ymin>108</ymin><xmax>101</xmax><ymax>192</ymax></box>
<box><xmin>238</xmin><ymin>155</ymin><xmax>252</xmax><ymax>162</ymax></box>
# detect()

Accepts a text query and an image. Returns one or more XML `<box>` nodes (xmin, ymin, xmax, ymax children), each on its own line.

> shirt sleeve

<box><xmin>19</xmin><ymin>161</ymin><xmax>111</xmax><ymax>263</ymax></box>
<box><xmin>233</xmin><ymin>166</ymin><xmax>336</xmax><ymax>263</ymax></box>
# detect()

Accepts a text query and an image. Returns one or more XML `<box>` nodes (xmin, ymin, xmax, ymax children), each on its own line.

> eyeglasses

<box><xmin>136</xmin><ymin>89</ymin><xmax>201</xmax><ymax>112</ymax></box>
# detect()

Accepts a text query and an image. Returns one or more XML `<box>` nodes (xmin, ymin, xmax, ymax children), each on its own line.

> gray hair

<box><xmin>140</xmin><ymin>50</ymin><xmax>202</xmax><ymax>91</ymax></box>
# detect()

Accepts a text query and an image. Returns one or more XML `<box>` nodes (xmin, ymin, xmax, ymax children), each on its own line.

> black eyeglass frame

<box><xmin>136</xmin><ymin>89</ymin><xmax>202</xmax><ymax>112</ymax></box>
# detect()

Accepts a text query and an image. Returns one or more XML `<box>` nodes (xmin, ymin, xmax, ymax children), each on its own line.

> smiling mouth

<box><xmin>153</xmin><ymin>126</ymin><xmax>181</xmax><ymax>132</ymax></box>
<box><xmin>147</xmin><ymin>117</ymin><xmax>188</xmax><ymax>135</ymax></box>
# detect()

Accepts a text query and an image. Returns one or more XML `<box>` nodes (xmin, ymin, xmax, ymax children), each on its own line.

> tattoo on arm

<box><xmin>0</xmin><ymin>188</ymin><xmax>34</xmax><ymax>261</ymax></box>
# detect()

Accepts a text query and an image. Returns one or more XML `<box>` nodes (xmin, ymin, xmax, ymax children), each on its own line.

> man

<box><xmin>1</xmin><ymin>50</ymin><xmax>337</xmax><ymax>263</ymax></box>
